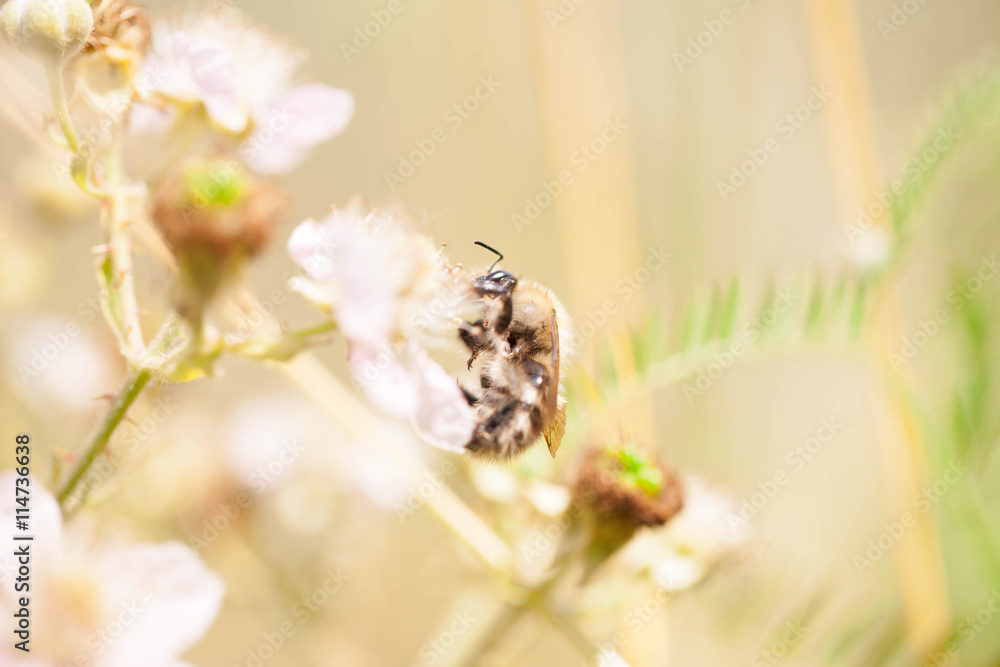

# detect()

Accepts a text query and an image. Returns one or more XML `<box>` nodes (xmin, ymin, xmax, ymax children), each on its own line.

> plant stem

<box><xmin>46</xmin><ymin>64</ymin><xmax>79</xmax><ymax>153</ymax></box>
<box><xmin>57</xmin><ymin>367</ymin><xmax>152</xmax><ymax>508</ymax></box>
<box><xmin>101</xmin><ymin>134</ymin><xmax>146</xmax><ymax>359</ymax></box>
<box><xmin>540</xmin><ymin>605</ymin><xmax>632</xmax><ymax>667</ymax></box>
<box><xmin>454</xmin><ymin>603</ymin><xmax>527</xmax><ymax>667</ymax></box>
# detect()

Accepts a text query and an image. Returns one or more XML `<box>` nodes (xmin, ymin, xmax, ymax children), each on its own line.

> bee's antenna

<box><xmin>474</xmin><ymin>241</ymin><xmax>504</xmax><ymax>272</ymax></box>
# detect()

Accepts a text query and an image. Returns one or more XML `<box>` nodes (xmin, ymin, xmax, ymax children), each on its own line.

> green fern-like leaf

<box><xmin>569</xmin><ymin>272</ymin><xmax>871</xmax><ymax>411</ymax></box>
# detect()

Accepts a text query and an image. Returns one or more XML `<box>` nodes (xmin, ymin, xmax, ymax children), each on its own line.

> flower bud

<box><xmin>0</xmin><ymin>0</ymin><xmax>95</xmax><ymax>64</ymax></box>
<box><xmin>153</xmin><ymin>160</ymin><xmax>289</xmax><ymax>326</ymax></box>
<box><xmin>570</xmin><ymin>442</ymin><xmax>684</xmax><ymax>573</ymax></box>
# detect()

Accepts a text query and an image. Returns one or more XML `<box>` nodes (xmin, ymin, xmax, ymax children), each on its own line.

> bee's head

<box><xmin>472</xmin><ymin>241</ymin><xmax>517</xmax><ymax>295</ymax></box>
<box><xmin>474</xmin><ymin>270</ymin><xmax>517</xmax><ymax>295</ymax></box>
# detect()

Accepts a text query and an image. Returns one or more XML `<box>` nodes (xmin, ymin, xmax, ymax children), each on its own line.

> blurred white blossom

<box><xmin>132</xmin><ymin>9</ymin><xmax>353</xmax><ymax>174</ymax></box>
<box><xmin>0</xmin><ymin>473</ymin><xmax>224</xmax><ymax>667</ymax></box>
<box><xmin>288</xmin><ymin>203</ymin><xmax>479</xmax><ymax>452</ymax></box>
<box><xmin>4</xmin><ymin>316</ymin><xmax>117</xmax><ymax>414</ymax></box>
<box><xmin>621</xmin><ymin>476</ymin><xmax>749</xmax><ymax>592</ymax></box>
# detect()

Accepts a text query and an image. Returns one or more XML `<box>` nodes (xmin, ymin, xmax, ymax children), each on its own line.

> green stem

<box><xmin>57</xmin><ymin>367</ymin><xmax>152</xmax><ymax>508</ymax></box>
<box><xmin>291</xmin><ymin>320</ymin><xmax>338</xmax><ymax>339</ymax></box>
<box><xmin>46</xmin><ymin>64</ymin><xmax>79</xmax><ymax>153</ymax></box>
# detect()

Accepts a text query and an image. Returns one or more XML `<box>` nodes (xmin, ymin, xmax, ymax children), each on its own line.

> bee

<box><xmin>459</xmin><ymin>242</ymin><xmax>572</xmax><ymax>462</ymax></box>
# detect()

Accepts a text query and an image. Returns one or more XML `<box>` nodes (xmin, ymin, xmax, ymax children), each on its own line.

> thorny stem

<box><xmin>104</xmin><ymin>139</ymin><xmax>146</xmax><ymax>360</ymax></box>
<box><xmin>56</xmin><ymin>317</ymin><xmax>182</xmax><ymax>511</ymax></box>
<box><xmin>57</xmin><ymin>366</ymin><xmax>152</xmax><ymax>508</ymax></box>
<box><xmin>45</xmin><ymin>64</ymin><xmax>79</xmax><ymax>153</ymax></box>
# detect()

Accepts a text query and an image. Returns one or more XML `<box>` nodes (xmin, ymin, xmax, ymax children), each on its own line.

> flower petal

<box><xmin>348</xmin><ymin>344</ymin><xmax>417</xmax><ymax>419</ymax></box>
<box><xmin>407</xmin><ymin>345</ymin><xmax>475</xmax><ymax>453</ymax></box>
<box><xmin>244</xmin><ymin>84</ymin><xmax>354</xmax><ymax>175</ymax></box>
<box><xmin>287</xmin><ymin>218</ymin><xmax>336</xmax><ymax>283</ymax></box>
<box><xmin>128</xmin><ymin>102</ymin><xmax>176</xmax><ymax>134</ymax></box>
<box><xmin>97</xmin><ymin>542</ymin><xmax>224</xmax><ymax>667</ymax></box>
<box><xmin>182</xmin><ymin>37</ymin><xmax>246</xmax><ymax>132</ymax></box>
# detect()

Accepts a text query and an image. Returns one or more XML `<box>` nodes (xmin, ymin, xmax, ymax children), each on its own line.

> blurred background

<box><xmin>2</xmin><ymin>0</ymin><xmax>1000</xmax><ymax>665</ymax></box>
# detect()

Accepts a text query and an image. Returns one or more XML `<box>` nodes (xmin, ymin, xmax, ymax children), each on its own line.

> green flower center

<box><xmin>183</xmin><ymin>165</ymin><xmax>245</xmax><ymax>209</ymax></box>
<box><xmin>609</xmin><ymin>444</ymin><xmax>663</xmax><ymax>497</ymax></box>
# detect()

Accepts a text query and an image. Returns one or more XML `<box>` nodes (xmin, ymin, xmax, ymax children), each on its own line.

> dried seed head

<box><xmin>153</xmin><ymin>161</ymin><xmax>290</xmax><ymax>324</ymax></box>
<box><xmin>154</xmin><ymin>161</ymin><xmax>288</xmax><ymax>261</ymax></box>
<box><xmin>574</xmin><ymin>443</ymin><xmax>684</xmax><ymax>527</ymax></box>
<box><xmin>82</xmin><ymin>0</ymin><xmax>149</xmax><ymax>65</ymax></box>
<box><xmin>0</xmin><ymin>0</ymin><xmax>94</xmax><ymax>64</ymax></box>
<box><xmin>571</xmin><ymin>442</ymin><xmax>684</xmax><ymax>570</ymax></box>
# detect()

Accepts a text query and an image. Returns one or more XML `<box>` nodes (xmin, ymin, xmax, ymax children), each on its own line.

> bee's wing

<box><xmin>543</xmin><ymin>401</ymin><xmax>566</xmax><ymax>458</ymax></box>
<box><xmin>544</xmin><ymin>310</ymin><xmax>563</xmax><ymax>458</ymax></box>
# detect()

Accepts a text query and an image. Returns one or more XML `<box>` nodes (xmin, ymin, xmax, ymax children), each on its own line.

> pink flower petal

<box><xmin>128</xmin><ymin>103</ymin><xmax>176</xmax><ymax>134</ymax></box>
<box><xmin>243</xmin><ymin>84</ymin><xmax>354</xmax><ymax>174</ymax></box>
<box><xmin>97</xmin><ymin>542</ymin><xmax>225</xmax><ymax>667</ymax></box>
<box><xmin>287</xmin><ymin>218</ymin><xmax>337</xmax><ymax>283</ymax></box>
<box><xmin>348</xmin><ymin>344</ymin><xmax>417</xmax><ymax>419</ymax></box>
<box><xmin>407</xmin><ymin>346</ymin><xmax>475</xmax><ymax>453</ymax></box>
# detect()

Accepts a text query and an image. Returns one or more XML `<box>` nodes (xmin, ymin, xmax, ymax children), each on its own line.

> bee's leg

<box><xmin>493</xmin><ymin>293</ymin><xmax>514</xmax><ymax>336</ymax></box>
<box><xmin>461</xmin><ymin>387</ymin><xmax>479</xmax><ymax>406</ymax></box>
<box><xmin>474</xmin><ymin>281</ymin><xmax>516</xmax><ymax>336</ymax></box>
<box><xmin>459</xmin><ymin>320</ymin><xmax>486</xmax><ymax>369</ymax></box>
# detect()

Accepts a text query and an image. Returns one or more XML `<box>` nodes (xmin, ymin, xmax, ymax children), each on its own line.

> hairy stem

<box><xmin>57</xmin><ymin>367</ymin><xmax>152</xmax><ymax>508</ymax></box>
<box><xmin>101</xmin><ymin>135</ymin><xmax>146</xmax><ymax>360</ymax></box>
<box><xmin>45</xmin><ymin>64</ymin><xmax>79</xmax><ymax>153</ymax></box>
<box><xmin>57</xmin><ymin>316</ymin><xmax>181</xmax><ymax>511</ymax></box>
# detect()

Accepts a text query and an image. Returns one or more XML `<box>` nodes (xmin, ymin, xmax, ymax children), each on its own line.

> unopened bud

<box><xmin>0</xmin><ymin>0</ymin><xmax>94</xmax><ymax>64</ymax></box>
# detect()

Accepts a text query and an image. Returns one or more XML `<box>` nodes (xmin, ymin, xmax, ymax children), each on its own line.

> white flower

<box><xmin>132</xmin><ymin>9</ymin><xmax>353</xmax><ymax>174</ymax></box>
<box><xmin>0</xmin><ymin>473</ymin><xmax>224</xmax><ymax>667</ymax></box>
<box><xmin>288</xmin><ymin>203</ymin><xmax>480</xmax><ymax>453</ymax></box>
<box><xmin>621</xmin><ymin>477</ymin><xmax>749</xmax><ymax>592</ymax></box>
